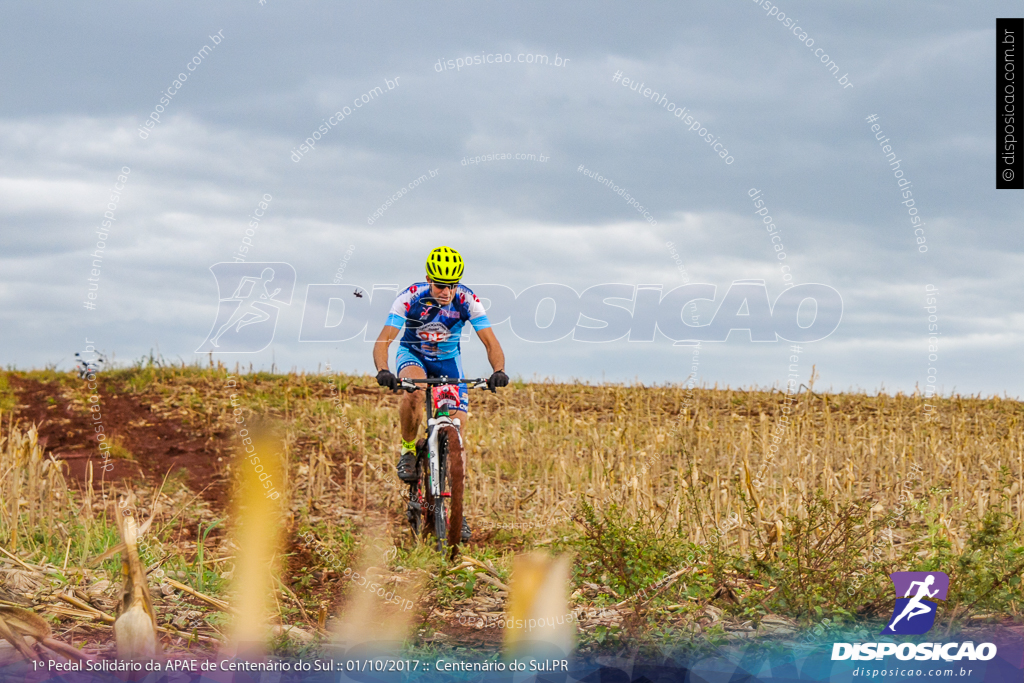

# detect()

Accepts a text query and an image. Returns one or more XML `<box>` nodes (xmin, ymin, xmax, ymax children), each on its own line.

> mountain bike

<box><xmin>396</xmin><ymin>376</ymin><xmax>493</xmax><ymax>557</ymax></box>
<box><xmin>74</xmin><ymin>352</ymin><xmax>105</xmax><ymax>379</ymax></box>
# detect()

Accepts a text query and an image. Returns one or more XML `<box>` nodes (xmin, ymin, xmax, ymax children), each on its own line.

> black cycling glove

<box><xmin>376</xmin><ymin>369</ymin><xmax>398</xmax><ymax>391</ymax></box>
<box><xmin>487</xmin><ymin>370</ymin><xmax>509</xmax><ymax>391</ymax></box>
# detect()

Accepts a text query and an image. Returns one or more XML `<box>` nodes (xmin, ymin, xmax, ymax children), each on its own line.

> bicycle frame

<box><xmin>418</xmin><ymin>378</ymin><xmax>478</xmax><ymax>497</ymax></box>
<box><xmin>426</xmin><ymin>413</ymin><xmax>459</xmax><ymax>499</ymax></box>
<box><xmin>398</xmin><ymin>375</ymin><xmax>490</xmax><ymax>552</ymax></box>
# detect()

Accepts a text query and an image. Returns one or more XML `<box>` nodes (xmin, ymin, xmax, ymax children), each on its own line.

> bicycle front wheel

<box><xmin>433</xmin><ymin>430</ymin><xmax>449</xmax><ymax>553</ymax></box>
<box><xmin>442</xmin><ymin>425</ymin><xmax>464</xmax><ymax>556</ymax></box>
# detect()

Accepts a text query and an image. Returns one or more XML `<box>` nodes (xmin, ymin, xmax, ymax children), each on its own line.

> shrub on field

<box><xmin>568</xmin><ymin>482</ymin><xmax>1024</xmax><ymax>634</ymax></box>
<box><xmin>742</xmin><ymin>493</ymin><xmax>893</xmax><ymax>621</ymax></box>
<box><xmin>909</xmin><ymin>484</ymin><xmax>1024</xmax><ymax>626</ymax></box>
<box><xmin>0</xmin><ymin>372</ymin><xmax>16</xmax><ymax>412</ymax></box>
<box><xmin>570</xmin><ymin>499</ymin><xmax>688</xmax><ymax>598</ymax></box>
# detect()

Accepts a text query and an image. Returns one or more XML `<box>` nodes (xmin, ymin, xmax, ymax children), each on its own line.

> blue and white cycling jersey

<box><xmin>385</xmin><ymin>282</ymin><xmax>491</xmax><ymax>360</ymax></box>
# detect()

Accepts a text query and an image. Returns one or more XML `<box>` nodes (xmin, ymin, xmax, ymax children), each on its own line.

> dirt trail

<box><xmin>10</xmin><ymin>375</ymin><xmax>233</xmax><ymax>508</ymax></box>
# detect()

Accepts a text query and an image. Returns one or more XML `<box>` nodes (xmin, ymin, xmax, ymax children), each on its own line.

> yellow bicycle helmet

<box><xmin>425</xmin><ymin>246</ymin><xmax>464</xmax><ymax>284</ymax></box>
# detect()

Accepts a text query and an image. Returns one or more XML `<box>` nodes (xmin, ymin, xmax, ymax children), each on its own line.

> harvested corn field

<box><xmin>0</xmin><ymin>363</ymin><xmax>1021</xmax><ymax>661</ymax></box>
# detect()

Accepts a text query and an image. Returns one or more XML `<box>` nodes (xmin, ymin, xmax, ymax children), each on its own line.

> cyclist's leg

<box><xmin>396</xmin><ymin>346</ymin><xmax>426</xmax><ymax>442</ymax></box>
<box><xmin>395</xmin><ymin>347</ymin><xmax>427</xmax><ymax>483</ymax></box>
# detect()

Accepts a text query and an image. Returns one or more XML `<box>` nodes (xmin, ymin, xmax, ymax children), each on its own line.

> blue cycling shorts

<box><xmin>396</xmin><ymin>345</ymin><xmax>469</xmax><ymax>412</ymax></box>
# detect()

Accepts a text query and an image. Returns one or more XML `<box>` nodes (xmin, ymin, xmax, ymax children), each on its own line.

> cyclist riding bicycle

<box><xmin>372</xmin><ymin>246</ymin><xmax>508</xmax><ymax>541</ymax></box>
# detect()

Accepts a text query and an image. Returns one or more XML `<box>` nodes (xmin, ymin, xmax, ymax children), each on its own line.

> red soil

<box><xmin>9</xmin><ymin>375</ymin><xmax>232</xmax><ymax>508</ymax></box>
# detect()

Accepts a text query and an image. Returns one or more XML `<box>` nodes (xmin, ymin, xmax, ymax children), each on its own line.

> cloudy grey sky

<box><xmin>1</xmin><ymin>1</ymin><xmax>1021</xmax><ymax>397</ymax></box>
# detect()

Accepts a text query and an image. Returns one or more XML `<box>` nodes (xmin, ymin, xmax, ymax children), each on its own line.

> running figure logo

<box><xmin>196</xmin><ymin>263</ymin><xmax>296</xmax><ymax>353</ymax></box>
<box><xmin>882</xmin><ymin>571</ymin><xmax>949</xmax><ymax>635</ymax></box>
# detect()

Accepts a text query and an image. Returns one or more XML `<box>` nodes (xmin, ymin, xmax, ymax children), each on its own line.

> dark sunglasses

<box><xmin>432</xmin><ymin>281</ymin><xmax>459</xmax><ymax>290</ymax></box>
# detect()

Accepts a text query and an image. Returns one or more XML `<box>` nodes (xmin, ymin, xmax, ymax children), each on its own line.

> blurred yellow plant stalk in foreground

<box><xmin>331</xmin><ymin>536</ymin><xmax>424</xmax><ymax>655</ymax></box>
<box><xmin>503</xmin><ymin>552</ymin><xmax>574</xmax><ymax>659</ymax></box>
<box><xmin>226</xmin><ymin>423</ymin><xmax>286</xmax><ymax>654</ymax></box>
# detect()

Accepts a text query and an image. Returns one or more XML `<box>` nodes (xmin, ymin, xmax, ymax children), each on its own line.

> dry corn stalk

<box><xmin>0</xmin><ymin>606</ymin><xmax>91</xmax><ymax>663</ymax></box>
<box><xmin>112</xmin><ymin>495</ymin><xmax>161</xmax><ymax>660</ymax></box>
<box><xmin>1</xmin><ymin>422</ymin><xmax>70</xmax><ymax>553</ymax></box>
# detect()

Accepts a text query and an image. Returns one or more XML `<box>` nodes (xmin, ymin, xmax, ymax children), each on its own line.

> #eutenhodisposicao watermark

<box><xmin>865</xmin><ymin>115</ymin><xmax>928</xmax><ymax>253</ymax></box>
<box><xmin>578</xmin><ymin>165</ymin><xmax>657</xmax><ymax>226</ymax></box>
<box><xmin>80</xmin><ymin>164</ymin><xmax>131</xmax><ymax>469</ymax></box>
<box><xmin>83</xmin><ymin>167</ymin><xmax>131</xmax><ymax>311</ymax></box>
<box><xmin>612</xmin><ymin>70</ymin><xmax>734</xmax><ymax>164</ymax></box>
<box><xmin>863</xmin><ymin>115</ymin><xmax>938</xmax><ymax>425</ymax></box>
<box><xmin>922</xmin><ymin>284</ymin><xmax>939</xmax><ymax>421</ymax></box>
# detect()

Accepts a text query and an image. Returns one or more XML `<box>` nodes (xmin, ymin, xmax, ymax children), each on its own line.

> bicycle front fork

<box><xmin>426</xmin><ymin>417</ymin><xmax>461</xmax><ymax>497</ymax></box>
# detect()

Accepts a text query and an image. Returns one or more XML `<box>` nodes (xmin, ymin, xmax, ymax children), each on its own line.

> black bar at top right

<box><xmin>997</xmin><ymin>18</ymin><xmax>1023</xmax><ymax>189</ymax></box>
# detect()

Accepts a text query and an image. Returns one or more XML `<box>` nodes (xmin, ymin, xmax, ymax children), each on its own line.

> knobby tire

<box><xmin>410</xmin><ymin>439</ymin><xmax>428</xmax><ymax>539</ymax></box>
<box><xmin>443</xmin><ymin>425</ymin><xmax>464</xmax><ymax>559</ymax></box>
<box><xmin>433</xmin><ymin>430</ymin><xmax>448</xmax><ymax>553</ymax></box>
<box><xmin>411</xmin><ymin>428</ymin><xmax>464</xmax><ymax>560</ymax></box>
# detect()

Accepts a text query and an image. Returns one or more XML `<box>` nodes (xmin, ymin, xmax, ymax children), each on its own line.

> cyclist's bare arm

<box><xmin>476</xmin><ymin>327</ymin><xmax>505</xmax><ymax>372</ymax></box>
<box><xmin>373</xmin><ymin>324</ymin><xmax>401</xmax><ymax>372</ymax></box>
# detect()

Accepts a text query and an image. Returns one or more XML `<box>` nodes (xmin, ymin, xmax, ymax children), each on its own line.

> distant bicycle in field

<box><xmin>74</xmin><ymin>352</ymin><xmax>105</xmax><ymax>379</ymax></box>
<box><xmin>391</xmin><ymin>376</ymin><xmax>496</xmax><ymax>556</ymax></box>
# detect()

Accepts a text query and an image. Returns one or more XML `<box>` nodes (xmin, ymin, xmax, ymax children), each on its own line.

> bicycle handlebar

<box><xmin>396</xmin><ymin>377</ymin><xmax>494</xmax><ymax>392</ymax></box>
